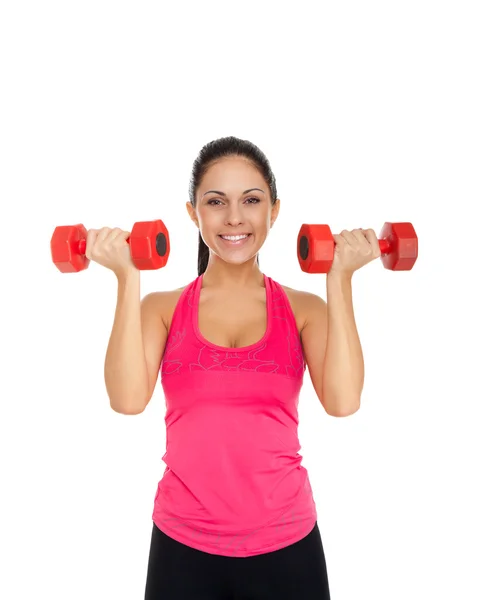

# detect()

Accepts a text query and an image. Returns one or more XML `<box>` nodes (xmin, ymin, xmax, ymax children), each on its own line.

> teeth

<box><xmin>221</xmin><ymin>235</ymin><xmax>249</xmax><ymax>241</ymax></box>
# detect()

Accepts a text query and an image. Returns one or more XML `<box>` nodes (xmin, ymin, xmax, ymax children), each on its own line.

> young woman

<box><xmin>86</xmin><ymin>136</ymin><xmax>381</xmax><ymax>599</ymax></box>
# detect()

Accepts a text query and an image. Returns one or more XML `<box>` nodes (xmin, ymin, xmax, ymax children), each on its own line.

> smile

<box><xmin>218</xmin><ymin>234</ymin><xmax>252</xmax><ymax>246</ymax></box>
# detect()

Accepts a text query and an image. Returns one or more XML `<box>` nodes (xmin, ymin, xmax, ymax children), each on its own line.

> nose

<box><xmin>225</xmin><ymin>204</ymin><xmax>244</xmax><ymax>226</ymax></box>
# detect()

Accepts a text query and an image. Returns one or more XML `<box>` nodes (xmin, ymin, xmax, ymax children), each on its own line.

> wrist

<box><xmin>327</xmin><ymin>269</ymin><xmax>353</xmax><ymax>284</ymax></box>
<box><xmin>115</xmin><ymin>267</ymin><xmax>140</xmax><ymax>285</ymax></box>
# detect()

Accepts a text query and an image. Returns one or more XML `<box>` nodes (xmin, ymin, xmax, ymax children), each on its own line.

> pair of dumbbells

<box><xmin>50</xmin><ymin>220</ymin><xmax>418</xmax><ymax>273</ymax></box>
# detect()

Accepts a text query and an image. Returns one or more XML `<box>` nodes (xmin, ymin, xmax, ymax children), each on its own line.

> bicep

<box><xmin>141</xmin><ymin>292</ymin><xmax>169</xmax><ymax>401</ymax></box>
<box><xmin>300</xmin><ymin>293</ymin><xmax>328</xmax><ymax>403</ymax></box>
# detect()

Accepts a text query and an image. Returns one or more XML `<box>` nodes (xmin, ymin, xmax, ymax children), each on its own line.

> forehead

<box><xmin>200</xmin><ymin>157</ymin><xmax>265</xmax><ymax>190</ymax></box>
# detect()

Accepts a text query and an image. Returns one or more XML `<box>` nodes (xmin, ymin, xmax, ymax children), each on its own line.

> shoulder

<box><xmin>277</xmin><ymin>282</ymin><xmax>327</xmax><ymax>333</ymax></box>
<box><xmin>141</xmin><ymin>284</ymin><xmax>190</xmax><ymax>329</ymax></box>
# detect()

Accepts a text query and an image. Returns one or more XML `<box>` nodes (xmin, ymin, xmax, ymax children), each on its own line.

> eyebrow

<box><xmin>202</xmin><ymin>188</ymin><xmax>265</xmax><ymax>198</ymax></box>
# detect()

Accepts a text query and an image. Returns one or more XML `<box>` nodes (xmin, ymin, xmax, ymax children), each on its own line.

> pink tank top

<box><xmin>151</xmin><ymin>273</ymin><xmax>318</xmax><ymax>557</ymax></box>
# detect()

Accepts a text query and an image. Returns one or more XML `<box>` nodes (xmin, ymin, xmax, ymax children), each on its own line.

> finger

<box><xmin>112</xmin><ymin>231</ymin><xmax>129</xmax><ymax>250</ymax></box>
<box><xmin>352</xmin><ymin>228</ymin><xmax>369</xmax><ymax>243</ymax></box>
<box><xmin>96</xmin><ymin>227</ymin><xmax>112</xmax><ymax>243</ymax></box>
<box><xmin>362</xmin><ymin>228</ymin><xmax>381</xmax><ymax>256</ymax></box>
<box><xmin>85</xmin><ymin>229</ymin><xmax>99</xmax><ymax>259</ymax></box>
<box><xmin>352</xmin><ymin>228</ymin><xmax>372</xmax><ymax>251</ymax></box>
<box><xmin>362</xmin><ymin>228</ymin><xmax>377</xmax><ymax>241</ymax></box>
<box><xmin>339</xmin><ymin>229</ymin><xmax>357</xmax><ymax>247</ymax></box>
<box><xmin>111</xmin><ymin>229</ymin><xmax>130</xmax><ymax>247</ymax></box>
<box><xmin>88</xmin><ymin>227</ymin><xmax>112</xmax><ymax>260</ymax></box>
<box><xmin>108</xmin><ymin>227</ymin><xmax>125</xmax><ymax>243</ymax></box>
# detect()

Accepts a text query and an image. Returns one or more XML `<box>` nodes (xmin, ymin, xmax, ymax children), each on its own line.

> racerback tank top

<box><xmin>151</xmin><ymin>273</ymin><xmax>318</xmax><ymax>557</ymax></box>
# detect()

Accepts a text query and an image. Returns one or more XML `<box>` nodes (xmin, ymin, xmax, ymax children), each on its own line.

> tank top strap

<box><xmin>267</xmin><ymin>276</ymin><xmax>307</xmax><ymax>375</ymax></box>
<box><xmin>267</xmin><ymin>277</ymin><xmax>300</xmax><ymax>335</ymax></box>
<box><xmin>167</xmin><ymin>276</ymin><xmax>199</xmax><ymax>339</ymax></box>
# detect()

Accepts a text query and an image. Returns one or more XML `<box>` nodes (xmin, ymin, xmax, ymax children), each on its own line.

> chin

<box><xmin>211</xmin><ymin>247</ymin><xmax>256</xmax><ymax>264</ymax></box>
<box><xmin>221</xmin><ymin>254</ymin><xmax>256</xmax><ymax>265</ymax></box>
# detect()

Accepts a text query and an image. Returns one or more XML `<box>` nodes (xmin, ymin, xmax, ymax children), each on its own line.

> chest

<box><xmin>197</xmin><ymin>289</ymin><xmax>268</xmax><ymax>348</ymax></box>
<box><xmin>164</xmin><ymin>283</ymin><xmax>305</xmax><ymax>351</ymax></box>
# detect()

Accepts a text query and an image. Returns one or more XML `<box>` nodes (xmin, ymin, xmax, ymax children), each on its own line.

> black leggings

<box><xmin>144</xmin><ymin>521</ymin><xmax>330</xmax><ymax>599</ymax></box>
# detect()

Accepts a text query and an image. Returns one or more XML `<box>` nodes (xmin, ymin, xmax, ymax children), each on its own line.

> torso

<box><xmin>159</xmin><ymin>279</ymin><xmax>308</xmax><ymax>349</ymax></box>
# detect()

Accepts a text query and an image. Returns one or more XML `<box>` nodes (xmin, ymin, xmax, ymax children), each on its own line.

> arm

<box><xmin>301</xmin><ymin>227</ymin><xmax>381</xmax><ymax>417</ymax></box>
<box><xmin>104</xmin><ymin>270</ymin><xmax>168</xmax><ymax>414</ymax></box>
<box><xmin>323</xmin><ymin>272</ymin><xmax>363</xmax><ymax>414</ymax></box>
<box><xmin>301</xmin><ymin>273</ymin><xmax>363</xmax><ymax>417</ymax></box>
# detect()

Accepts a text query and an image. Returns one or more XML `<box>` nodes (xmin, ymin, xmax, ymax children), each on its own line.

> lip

<box><xmin>218</xmin><ymin>233</ymin><xmax>251</xmax><ymax>236</ymax></box>
<box><xmin>218</xmin><ymin>233</ymin><xmax>252</xmax><ymax>247</ymax></box>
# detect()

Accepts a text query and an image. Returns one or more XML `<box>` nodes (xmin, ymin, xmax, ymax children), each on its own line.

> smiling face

<box><xmin>187</xmin><ymin>156</ymin><xmax>280</xmax><ymax>267</ymax></box>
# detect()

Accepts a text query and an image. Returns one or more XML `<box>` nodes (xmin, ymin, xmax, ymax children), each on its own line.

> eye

<box><xmin>206</xmin><ymin>196</ymin><xmax>261</xmax><ymax>206</ymax></box>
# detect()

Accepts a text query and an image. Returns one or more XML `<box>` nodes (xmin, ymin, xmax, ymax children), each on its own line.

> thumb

<box><xmin>85</xmin><ymin>228</ymin><xmax>99</xmax><ymax>258</ymax></box>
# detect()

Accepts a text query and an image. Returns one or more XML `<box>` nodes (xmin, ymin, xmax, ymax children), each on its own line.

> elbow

<box><xmin>109</xmin><ymin>394</ymin><xmax>149</xmax><ymax>415</ymax></box>
<box><xmin>105</xmin><ymin>377</ymin><xmax>151</xmax><ymax>415</ymax></box>
<box><xmin>322</xmin><ymin>392</ymin><xmax>361</xmax><ymax>417</ymax></box>
<box><xmin>326</xmin><ymin>403</ymin><xmax>360</xmax><ymax>418</ymax></box>
<box><xmin>110</xmin><ymin>404</ymin><xmax>143</xmax><ymax>416</ymax></box>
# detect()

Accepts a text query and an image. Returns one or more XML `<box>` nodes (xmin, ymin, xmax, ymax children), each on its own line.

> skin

<box><xmin>186</xmin><ymin>155</ymin><xmax>280</xmax><ymax>290</ymax></box>
<box><xmin>180</xmin><ymin>155</ymin><xmax>311</xmax><ymax>349</ymax></box>
<box><xmin>136</xmin><ymin>155</ymin><xmax>379</xmax><ymax>415</ymax></box>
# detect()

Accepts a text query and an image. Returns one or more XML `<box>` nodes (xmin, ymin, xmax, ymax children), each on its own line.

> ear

<box><xmin>186</xmin><ymin>201</ymin><xmax>199</xmax><ymax>228</ymax></box>
<box><xmin>270</xmin><ymin>198</ymin><xmax>280</xmax><ymax>227</ymax></box>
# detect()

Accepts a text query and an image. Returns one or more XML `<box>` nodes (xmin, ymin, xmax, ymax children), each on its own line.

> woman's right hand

<box><xmin>85</xmin><ymin>227</ymin><xmax>136</xmax><ymax>277</ymax></box>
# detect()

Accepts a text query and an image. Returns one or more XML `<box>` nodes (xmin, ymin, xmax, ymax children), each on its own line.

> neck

<box><xmin>202</xmin><ymin>257</ymin><xmax>264</xmax><ymax>289</ymax></box>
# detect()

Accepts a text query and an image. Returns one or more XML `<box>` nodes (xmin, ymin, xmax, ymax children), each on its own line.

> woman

<box><xmin>86</xmin><ymin>136</ymin><xmax>380</xmax><ymax>599</ymax></box>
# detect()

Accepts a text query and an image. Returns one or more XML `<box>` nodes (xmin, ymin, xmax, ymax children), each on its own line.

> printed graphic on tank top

<box><xmin>152</xmin><ymin>273</ymin><xmax>318</xmax><ymax>557</ymax></box>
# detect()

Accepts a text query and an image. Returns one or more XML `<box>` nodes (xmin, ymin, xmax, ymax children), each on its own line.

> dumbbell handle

<box><xmin>378</xmin><ymin>239</ymin><xmax>391</xmax><ymax>254</ymax></box>
<box><xmin>76</xmin><ymin>237</ymin><xmax>131</xmax><ymax>256</ymax></box>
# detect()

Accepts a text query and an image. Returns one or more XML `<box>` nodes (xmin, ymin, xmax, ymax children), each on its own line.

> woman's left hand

<box><xmin>329</xmin><ymin>228</ymin><xmax>381</xmax><ymax>277</ymax></box>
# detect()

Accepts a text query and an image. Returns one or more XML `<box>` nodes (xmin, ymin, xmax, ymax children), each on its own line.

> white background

<box><xmin>1</xmin><ymin>1</ymin><xmax>479</xmax><ymax>598</ymax></box>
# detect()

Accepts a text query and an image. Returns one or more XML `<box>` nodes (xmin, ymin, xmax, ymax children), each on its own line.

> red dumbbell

<box><xmin>297</xmin><ymin>222</ymin><xmax>418</xmax><ymax>273</ymax></box>
<box><xmin>50</xmin><ymin>220</ymin><xmax>170</xmax><ymax>273</ymax></box>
